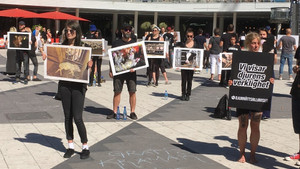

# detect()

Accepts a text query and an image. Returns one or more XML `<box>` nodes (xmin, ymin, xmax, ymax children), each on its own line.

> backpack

<box><xmin>214</xmin><ymin>94</ymin><xmax>231</xmax><ymax>120</ymax></box>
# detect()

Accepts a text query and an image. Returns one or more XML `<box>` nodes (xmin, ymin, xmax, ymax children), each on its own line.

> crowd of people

<box><xmin>4</xmin><ymin>19</ymin><xmax>300</xmax><ymax>166</ymax></box>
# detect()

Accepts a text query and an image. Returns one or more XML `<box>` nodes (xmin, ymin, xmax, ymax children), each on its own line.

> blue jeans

<box><xmin>279</xmin><ymin>52</ymin><xmax>293</xmax><ymax>75</ymax></box>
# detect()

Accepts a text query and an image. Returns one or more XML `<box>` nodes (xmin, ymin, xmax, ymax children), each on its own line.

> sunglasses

<box><xmin>187</xmin><ymin>35</ymin><xmax>193</xmax><ymax>38</ymax></box>
<box><xmin>124</xmin><ymin>28</ymin><xmax>132</xmax><ymax>32</ymax></box>
<box><xmin>153</xmin><ymin>29</ymin><xmax>158</xmax><ymax>32</ymax></box>
<box><xmin>65</xmin><ymin>29</ymin><xmax>75</xmax><ymax>34</ymax></box>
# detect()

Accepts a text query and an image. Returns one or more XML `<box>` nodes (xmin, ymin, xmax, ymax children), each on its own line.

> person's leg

<box><xmin>181</xmin><ymin>70</ymin><xmax>187</xmax><ymax>99</ymax></box>
<box><xmin>60</xmin><ymin>84</ymin><xmax>74</xmax><ymax>143</ymax></box>
<box><xmin>127</xmin><ymin>72</ymin><xmax>137</xmax><ymax>119</ymax></box>
<box><xmin>210</xmin><ymin>54</ymin><xmax>216</xmax><ymax>79</ymax></box>
<box><xmin>237</xmin><ymin>112</ymin><xmax>249</xmax><ymax>163</ymax></box>
<box><xmin>111</xmin><ymin>77</ymin><xmax>124</xmax><ymax>116</ymax></box>
<box><xmin>97</xmin><ymin>58</ymin><xmax>102</xmax><ymax>84</ymax></box>
<box><xmin>249</xmin><ymin>111</ymin><xmax>262</xmax><ymax>163</ymax></box>
<box><xmin>129</xmin><ymin>92</ymin><xmax>136</xmax><ymax>113</ymax></box>
<box><xmin>23</xmin><ymin>53</ymin><xmax>29</xmax><ymax>81</ymax></box>
<box><xmin>72</xmin><ymin>86</ymin><xmax>88</xmax><ymax>144</ymax></box>
<box><xmin>30</xmin><ymin>55</ymin><xmax>38</xmax><ymax>78</ymax></box>
<box><xmin>89</xmin><ymin>57</ymin><xmax>96</xmax><ymax>85</ymax></box>
<box><xmin>279</xmin><ymin>53</ymin><xmax>286</xmax><ymax>79</ymax></box>
<box><xmin>15</xmin><ymin>52</ymin><xmax>21</xmax><ymax>80</ymax></box>
<box><xmin>216</xmin><ymin>54</ymin><xmax>222</xmax><ymax>81</ymax></box>
<box><xmin>287</xmin><ymin>53</ymin><xmax>294</xmax><ymax>78</ymax></box>
<box><xmin>186</xmin><ymin>70</ymin><xmax>194</xmax><ymax>96</ymax></box>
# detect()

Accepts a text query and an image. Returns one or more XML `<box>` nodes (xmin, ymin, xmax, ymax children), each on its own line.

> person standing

<box><xmin>208</xmin><ymin>28</ymin><xmax>222</xmax><ymax>81</ymax></box>
<box><xmin>14</xmin><ymin>21</ymin><xmax>30</xmax><ymax>85</ymax></box>
<box><xmin>277</xmin><ymin>28</ymin><xmax>297</xmax><ymax>80</ymax></box>
<box><xmin>107</xmin><ymin>23</ymin><xmax>138</xmax><ymax>120</ymax></box>
<box><xmin>229</xmin><ymin>32</ymin><xmax>274</xmax><ymax>164</ymax></box>
<box><xmin>87</xmin><ymin>25</ymin><xmax>103</xmax><ymax>87</ymax></box>
<box><xmin>6</xmin><ymin>27</ymin><xmax>17</xmax><ymax>75</ymax></box>
<box><xmin>219</xmin><ymin>24</ymin><xmax>238</xmax><ymax>86</ymax></box>
<box><xmin>178</xmin><ymin>29</ymin><xmax>200</xmax><ymax>101</ymax></box>
<box><xmin>286</xmin><ymin>47</ymin><xmax>300</xmax><ymax>165</ymax></box>
<box><xmin>43</xmin><ymin>20</ymin><xmax>92</xmax><ymax>159</ymax></box>
<box><xmin>25</xmin><ymin>27</ymin><xmax>41</xmax><ymax>81</ymax></box>
<box><xmin>163</xmin><ymin>27</ymin><xmax>175</xmax><ymax>68</ymax></box>
<box><xmin>194</xmin><ymin>28</ymin><xmax>209</xmax><ymax>70</ymax></box>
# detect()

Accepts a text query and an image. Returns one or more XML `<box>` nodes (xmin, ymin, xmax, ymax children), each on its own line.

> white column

<box><xmin>154</xmin><ymin>12</ymin><xmax>158</xmax><ymax>26</ymax></box>
<box><xmin>175</xmin><ymin>15</ymin><xmax>180</xmax><ymax>31</ymax></box>
<box><xmin>75</xmin><ymin>9</ymin><xmax>79</xmax><ymax>23</ymax></box>
<box><xmin>213</xmin><ymin>12</ymin><xmax>217</xmax><ymax>35</ymax></box>
<box><xmin>55</xmin><ymin>7</ymin><xmax>60</xmax><ymax>42</ymax></box>
<box><xmin>219</xmin><ymin>16</ymin><xmax>224</xmax><ymax>33</ymax></box>
<box><xmin>134</xmin><ymin>11</ymin><xmax>138</xmax><ymax>36</ymax></box>
<box><xmin>112</xmin><ymin>13</ymin><xmax>118</xmax><ymax>41</ymax></box>
<box><xmin>233</xmin><ymin>12</ymin><xmax>237</xmax><ymax>32</ymax></box>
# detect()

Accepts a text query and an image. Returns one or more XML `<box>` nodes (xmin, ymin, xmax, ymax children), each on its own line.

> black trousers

<box><xmin>16</xmin><ymin>51</ymin><xmax>29</xmax><ymax>79</ymax></box>
<box><xmin>60</xmin><ymin>81</ymin><xmax>88</xmax><ymax>143</ymax></box>
<box><xmin>181</xmin><ymin>70</ymin><xmax>194</xmax><ymax>96</ymax></box>
<box><xmin>89</xmin><ymin>56</ymin><xmax>102</xmax><ymax>84</ymax></box>
<box><xmin>220</xmin><ymin>70</ymin><xmax>231</xmax><ymax>86</ymax></box>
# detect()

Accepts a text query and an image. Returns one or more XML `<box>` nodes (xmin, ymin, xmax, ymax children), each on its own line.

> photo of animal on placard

<box><xmin>144</xmin><ymin>41</ymin><xmax>167</xmax><ymax>58</ymax></box>
<box><xmin>108</xmin><ymin>41</ymin><xmax>148</xmax><ymax>76</ymax></box>
<box><xmin>7</xmin><ymin>32</ymin><xmax>31</xmax><ymax>50</ymax></box>
<box><xmin>220</xmin><ymin>53</ymin><xmax>233</xmax><ymax>70</ymax></box>
<box><xmin>81</xmin><ymin>39</ymin><xmax>104</xmax><ymax>56</ymax></box>
<box><xmin>173</xmin><ymin>47</ymin><xmax>203</xmax><ymax>70</ymax></box>
<box><xmin>44</xmin><ymin>45</ymin><xmax>91</xmax><ymax>83</ymax></box>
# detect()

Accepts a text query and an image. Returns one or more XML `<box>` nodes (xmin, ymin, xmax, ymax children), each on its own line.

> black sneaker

<box><xmin>32</xmin><ymin>78</ymin><xmax>41</xmax><ymax>81</ymax></box>
<box><xmin>181</xmin><ymin>95</ymin><xmax>186</xmax><ymax>101</ymax></box>
<box><xmin>130</xmin><ymin>112</ymin><xmax>138</xmax><ymax>120</ymax></box>
<box><xmin>63</xmin><ymin>149</ymin><xmax>74</xmax><ymax>158</ymax></box>
<box><xmin>97</xmin><ymin>83</ymin><xmax>101</xmax><ymax>87</ymax></box>
<box><xmin>80</xmin><ymin>149</ymin><xmax>90</xmax><ymax>159</ymax></box>
<box><xmin>24</xmin><ymin>79</ymin><xmax>28</xmax><ymax>85</ymax></box>
<box><xmin>185</xmin><ymin>95</ymin><xmax>190</xmax><ymax>101</ymax></box>
<box><xmin>107</xmin><ymin>112</ymin><xmax>116</xmax><ymax>119</ymax></box>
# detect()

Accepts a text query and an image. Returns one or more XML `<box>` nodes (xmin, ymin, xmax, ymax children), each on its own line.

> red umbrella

<box><xmin>0</xmin><ymin>8</ymin><xmax>40</xmax><ymax>18</ymax></box>
<box><xmin>38</xmin><ymin>11</ymin><xmax>90</xmax><ymax>22</ymax></box>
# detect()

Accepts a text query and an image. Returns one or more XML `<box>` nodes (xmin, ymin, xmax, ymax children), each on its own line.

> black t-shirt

<box><xmin>226</xmin><ymin>44</ymin><xmax>241</xmax><ymax>52</ymax></box>
<box><xmin>221</xmin><ymin>32</ymin><xmax>238</xmax><ymax>52</ymax></box>
<box><xmin>194</xmin><ymin>35</ymin><xmax>206</xmax><ymax>49</ymax></box>
<box><xmin>112</xmin><ymin>38</ymin><xmax>136</xmax><ymax>48</ymax></box>
<box><xmin>163</xmin><ymin>33</ymin><xmax>174</xmax><ymax>49</ymax></box>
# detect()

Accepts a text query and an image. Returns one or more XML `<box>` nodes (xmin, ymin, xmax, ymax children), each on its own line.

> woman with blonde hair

<box><xmin>229</xmin><ymin>32</ymin><xmax>274</xmax><ymax>163</ymax></box>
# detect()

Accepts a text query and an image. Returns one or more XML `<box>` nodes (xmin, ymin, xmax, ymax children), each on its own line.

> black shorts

<box><xmin>236</xmin><ymin>108</ymin><xmax>261</xmax><ymax>117</ymax></box>
<box><xmin>113</xmin><ymin>72</ymin><xmax>137</xmax><ymax>93</ymax></box>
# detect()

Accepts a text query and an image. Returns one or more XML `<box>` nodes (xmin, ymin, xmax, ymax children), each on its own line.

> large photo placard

<box><xmin>44</xmin><ymin>44</ymin><xmax>91</xmax><ymax>83</ymax></box>
<box><xmin>173</xmin><ymin>47</ymin><xmax>203</xmax><ymax>70</ymax></box>
<box><xmin>108</xmin><ymin>41</ymin><xmax>148</xmax><ymax>76</ymax></box>
<box><xmin>220</xmin><ymin>52</ymin><xmax>233</xmax><ymax>70</ymax></box>
<box><xmin>228</xmin><ymin>51</ymin><xmax>274</xmax><ymax>111</ymax></box>
<box><xmin>144</xmin><ymin>41</ymin><xmax>167</xmax><ymax>58</ymax></box>
<box><xmin>81</xmin><ymin>39</ymin><xmax>105</xmax><ymax>57</ymax></box>
<box><xmin>7</xmin><ymin>32</ymin><xmax>31</xmax><ymax>50</ymax></box>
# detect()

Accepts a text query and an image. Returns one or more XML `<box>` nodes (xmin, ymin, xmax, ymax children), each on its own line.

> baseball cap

<box><xmin>167</xmin><ymin>27</ymin><xmax>171</xmax><ymax>31</ymax></box>
<box><xmin>19</xmin><ymin>21</ymin><xmax>25</xmax><ymax>25</ymax></box>
<box><xmin>265</xmin><ymin>26</ymin><xmax>271</xmax><ymax>31</ymax></box>
<box><xmin>122</xmin><ymin>23</ymin><xmax>132</xmax><ymax>29</ymax></box>
<box><xmin>90</xmin><ymin>24</ymin><xmax>97</xmax><ymax>31</ymax></box>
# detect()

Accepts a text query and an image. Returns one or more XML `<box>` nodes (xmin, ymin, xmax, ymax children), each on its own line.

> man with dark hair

<box><xmin>14</xmin><ymin>21</ymin><xmax>30</xmax><ymax>85</ymax></box>
<box><xmin>107</xmin><ymin>23</ymin><xmax>138</xmax><ymax>120</ymax></box>
<box><xmin>85</xmin><ymin>24</ymin><xmax>97</xmax><ymax>39</ymax></box>
<box><xmin>219</xmin><ymin>24</ymin><xmax>238</xmax><ymax>86</ymax></box>
<box><xmin>194</xmin><ymin>28</ymin><xmax>209</xmax><ymax>69</ymax></box>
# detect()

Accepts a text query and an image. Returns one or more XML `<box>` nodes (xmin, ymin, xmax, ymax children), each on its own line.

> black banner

<box><xmin>228</xmin><ymin>51</ymin><xmax>274</xmax><ymax>111</ymax></box>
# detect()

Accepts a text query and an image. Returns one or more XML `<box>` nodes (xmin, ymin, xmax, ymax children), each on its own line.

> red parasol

<box><xmin>38</xmin><ymin>11</ymin><xmax>90</xmax><ymax>22</ymax></box>
<box><xmin>0</xmin><ymin>8</ymin><xmax>40</xmax><ymax>18</ymax></box>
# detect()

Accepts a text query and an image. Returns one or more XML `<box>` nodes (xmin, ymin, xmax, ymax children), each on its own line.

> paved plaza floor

<box><xmin>0</xmin><ymin>49</ymin><xmax>298</xmax><ymax>169</ymax></box>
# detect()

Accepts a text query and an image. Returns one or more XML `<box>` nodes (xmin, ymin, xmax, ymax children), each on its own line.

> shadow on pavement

<box><xmin>273</xmin><ymin>93</ymin><xmax>292</xmax><ymax>98</ymax></box>
<box><xmin>35</xmin><ymin>91</ymin><xmax>56</xmax><ymax>97</ymax></box>
<box><xmin>84</xmin><ymin>106</ymin><xmax>112</xmax><ymax>115</ymax></box>
<box><xmin>14</xmin><ymin>133</ymin><xmax>66</xmax><ymax>153</ymax></box>
<box><xmin>176</xmin><ymin>136</ymin><xmax>295</xmax><ymax>168</ymax></box>
<box><xmin>151</xmin><ymin>92</ymin><xmax>180</xmax><ymax>99</ymax></box>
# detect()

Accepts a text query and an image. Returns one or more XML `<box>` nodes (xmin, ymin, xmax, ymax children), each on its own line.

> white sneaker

<box><xmin>290</xmin><ymin>77</ymin><xmax>294</xmax><ymax>81</ymax></box>
<box><xmin>296</xmin><ymin>161</ymin><xmax>300</xmax><ymax>166</ymax></box>
<box><xmin>279</xmin><ymin>76</ymin><xmax>282</xmax><ymax>80</ymax></box>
